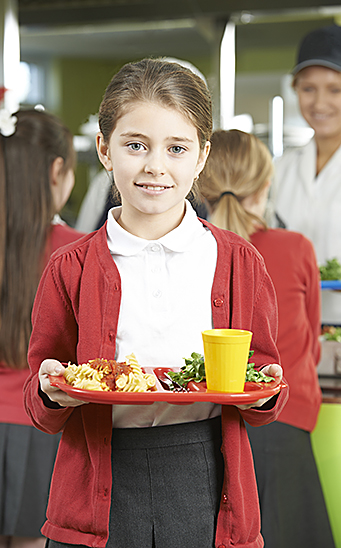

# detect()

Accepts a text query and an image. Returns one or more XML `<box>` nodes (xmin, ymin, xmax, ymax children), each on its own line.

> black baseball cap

<box><xmin>292</xmin><ymin>24</ymin><xmax>341</xmax><ymax>75</ymax></box>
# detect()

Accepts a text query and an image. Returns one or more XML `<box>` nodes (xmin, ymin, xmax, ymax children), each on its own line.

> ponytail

<box><xmin>199</xmin><ymin>129</ymin><xmax>273</xmax><ymax>241</ymax></box>
<box><xmin>210</xmin><ymin>192</ymin><xmax>265</xmax><ymax>241</ymax></box>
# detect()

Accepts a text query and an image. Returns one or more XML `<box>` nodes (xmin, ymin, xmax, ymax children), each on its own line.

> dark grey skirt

<box><xmin>246</xmin><ymin>421</ymin><xmax>335</xmax><ymax>548</ymax></box>
<box><xmin>46</xmin><ymin>416</ymin><xmax>224</xmax><ymax>548</ymax></box>
<box><xmin>0</xmin><ymin>423</ymin><xmax>61</xmax><ymax>537</ymax></box>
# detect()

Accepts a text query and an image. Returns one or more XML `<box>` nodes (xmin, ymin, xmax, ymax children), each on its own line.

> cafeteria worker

<box><xmin>273</xmin><ymin>24</ymin><xmax>341</xmax><ymax>266</ymax></box>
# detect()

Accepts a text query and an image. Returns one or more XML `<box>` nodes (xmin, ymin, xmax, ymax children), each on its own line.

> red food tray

<box><xmin>48</xmin><ymin>366</ymin><xmax>286</xmax><ymax>405</ymax></box>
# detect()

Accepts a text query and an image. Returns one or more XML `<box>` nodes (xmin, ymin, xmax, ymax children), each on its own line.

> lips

<box><xmin>135</xmin><ymin>183</ymin><xmax>171</xmax><ymax>191</ymax></box>
<box><xmin>312</xmin><ymin>113</ymin><xmax>332</xmax><ymax>120</ymax></box>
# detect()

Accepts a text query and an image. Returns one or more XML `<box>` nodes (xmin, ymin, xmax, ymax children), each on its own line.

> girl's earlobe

<box><xmin>195</xmin><ymin>140</ymin><xmax>211</xmax><ymax>178</ymax></box>
<box><xmin>96</xmin><ymin>132</ymin><xmax>113</xmax><ymax>171</ymax></box>
<box><xmin>50</xmin><ymin>157</ymin><xmax>64</xmax><ymax>186</ymax></box>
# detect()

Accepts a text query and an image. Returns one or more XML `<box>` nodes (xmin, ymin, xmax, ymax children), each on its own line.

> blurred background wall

<box><xmin>2</xmin><ymin>0</ymin><xmax>341</xmax><ymax>224</ymax></box>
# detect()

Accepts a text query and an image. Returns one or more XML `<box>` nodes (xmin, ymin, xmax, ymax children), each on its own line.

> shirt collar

<box><xmin>51</xmin><ymin>213</ymin><xmax>66</xmax><ymax>226</ymax></box>
<box><xmin>107</xmin><ymin>200</ymin><xmax>207</xmax><ymax>256</ymax></box>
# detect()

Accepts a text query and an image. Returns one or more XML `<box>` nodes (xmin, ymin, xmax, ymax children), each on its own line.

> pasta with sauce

<box><xmin>63</xmin><ymin>354</ymin><xmax>156</xmax><ymax>392</ymax></box>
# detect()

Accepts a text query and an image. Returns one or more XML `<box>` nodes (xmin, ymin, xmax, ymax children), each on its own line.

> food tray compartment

<box><xmin>49</xmin><ymin>365</ymin><xmax>286</xmax><ymax>405</ymax></box>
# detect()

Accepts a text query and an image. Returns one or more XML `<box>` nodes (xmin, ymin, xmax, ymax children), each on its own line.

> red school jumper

<box><xmin>250</xmin><ymin>228</ymin><xmax>321</xmax><ymax>432</ymax></box>
<box><xmin>24</xmin><ymin>221</ymin><xmax>289</xmax><ymax>548</ymax></box>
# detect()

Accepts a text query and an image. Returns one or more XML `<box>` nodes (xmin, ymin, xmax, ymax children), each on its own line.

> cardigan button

<box><xmin>222</xmin><ymin>493</ymin><xmax>228</xmax><ymax>504</ymax></box>
<box><xmin>218</xmin><ymin>545</ymin><xmax>226</xmax><ymax>548</ymax></box>
<box><xmin>108</xmin><ymin>331</ymin><xmax>115</xmax><ymax>342</ymax></box>
<box><xmin>213</xmin><ymin>298</ymin><xmax>224</xmax><ymax>307</ymax></box>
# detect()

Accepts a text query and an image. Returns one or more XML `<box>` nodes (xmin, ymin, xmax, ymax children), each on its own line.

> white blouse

<box><xmin>273</xmin><ymin>138</ymin><xmax>341</xmax><ymax>325</ymax></box>
<box><xmin>106</xmin><ymin>201</ymin><xmax>221</xmax><ymax>427</ymax></box>
<box><xmin>273</xmin><ymin>138</ymin><xmax>341</xmax><ymax>265</ymax></box>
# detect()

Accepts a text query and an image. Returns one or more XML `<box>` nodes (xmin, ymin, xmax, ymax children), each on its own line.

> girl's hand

<box><xmin>39</xmin><ymin>359</ymin><xmax>88</xmax><ymax>408</ymax></box>
<box><xmin>235</xmin><ymin>363</ymin><xmax>283</xmax><ymax>411</ymax></box>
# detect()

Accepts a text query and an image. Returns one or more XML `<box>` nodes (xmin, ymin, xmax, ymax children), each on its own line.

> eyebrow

<box><xmin>119</xmin><ymin>132</ymin><xmax>194</xmax><ymax>143</ymax></box>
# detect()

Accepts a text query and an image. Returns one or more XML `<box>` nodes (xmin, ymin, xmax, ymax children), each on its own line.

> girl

<box><xmin>0</xmin><ymin>109</ymin><xmax>84</xmax><ymax>548</ymax></box>
<box><xmin>24</xmin><ymin>59</ymin><xmax>288</xmax><ymax>548</ymax></box>
<box><xmin>199</xmin><ymin>128</ymin><xmax>335</xmax><ymax>548</ymax></box>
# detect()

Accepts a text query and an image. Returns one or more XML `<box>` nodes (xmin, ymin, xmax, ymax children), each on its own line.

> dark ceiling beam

<box><xmin>18</xmin><ymin>0</ymin><xmax>341</xmax><ymax>27</ymax></box>
<box><xmin>18</xmin><ymin>0</ymin><xmax>227</xmax><ymax>27</ymax></box>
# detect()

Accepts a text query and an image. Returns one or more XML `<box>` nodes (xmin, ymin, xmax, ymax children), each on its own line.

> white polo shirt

<box><xmin>106</xmin><ymin>200</ymin><xmax>221</xmax><ymax>427</ymax></box>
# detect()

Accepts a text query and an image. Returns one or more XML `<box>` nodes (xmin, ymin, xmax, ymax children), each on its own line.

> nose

<box><xmin>313</xmin><ymin>89</ymin><xmax>328</xmax><ymax>110</ymax></box>
<box><xmin>144</xmin><ymin>150</ymin><xmax>166</xmax><ymax>177</ymax></box>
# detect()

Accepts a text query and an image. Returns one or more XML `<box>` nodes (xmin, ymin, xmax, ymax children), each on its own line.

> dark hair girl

<box><xmin>0</xmin><ymin>108</ymin><xmax>83</xmax><ymax>548</ymax></box>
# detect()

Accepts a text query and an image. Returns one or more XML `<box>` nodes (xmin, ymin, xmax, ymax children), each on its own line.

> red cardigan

<box><xmin>24</xmin><ymin>221</ymin><xmax>288</xmax><ymax>548</ymax></box>
<box><xmin>0</xmin><ymin>223</ymin><xmax>84</xmax><ymax>426</ymax></box>
<box><xmin>250</xmin><ymin>228</ymin><xmax>321</xmax><ymax>432</ymax></box>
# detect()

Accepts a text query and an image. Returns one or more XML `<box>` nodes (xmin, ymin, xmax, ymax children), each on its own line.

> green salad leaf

<box><xmin>166</xmin><ymin>352</ymin><xmax>205</xmax><ymax>388</ymax></box>
<box><xmin>245</xmin><ymin>351</ymin><xmax>274</xmax><ymax>382</ymax></box>
<box><xmin>166</xmin><ymin>349</ymin><xmax>274</xmax><ymax>389</ymax></box>
<box><xmin>323</xmin><ymin>326</ymin><xmax>341</xmax><ymax>343</ymax></box>
<box><xmin>320</xmin><ymin>258</ymin><xmax>341</xmax><ymax>281</ymax></box>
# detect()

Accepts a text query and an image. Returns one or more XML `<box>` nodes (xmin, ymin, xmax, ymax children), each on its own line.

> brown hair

<box><xmin>0</xmin><ymin>109</ymin><xmax>75</xmax><ymax>369</ymax></box>
<box><xmin>98</xmin><ymin>57</ymin><xmax>212</xmax><ymax>148</ymax></box>
<box><xmin>199</xmin><ymin>129</ymin><xmax>273</xmax><ymax>241</ymax></box>
<box><xmin>98</xmin><ymin>58</ymin><xmax>212</xmax><ymax>205</ymax></box>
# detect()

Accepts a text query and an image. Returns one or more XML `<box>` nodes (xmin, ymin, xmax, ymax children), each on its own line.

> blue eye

<box><xmin>170</xmin><ymin>145</ymin><xmax>185</xmax><ymax>154</ymax></box>
<box><xmin>128</xmin><ymin>143</ymin><xmax>144</xmax><ymax>151</ymax></box>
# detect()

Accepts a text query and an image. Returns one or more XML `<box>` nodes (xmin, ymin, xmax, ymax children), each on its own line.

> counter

<box><xmin>319</xmin><ymin>376</ymin><xmax>341</xmax><ymax>404</ymax></box>
<box><xmin>311</xmin><ymin>399</ymin><xmax>341</xmax><ymax>548</ymax></box>
<box><xmin>310</xmin><ymin>288</ymin><xmax>341</xmax><ymax>545</ymax></box>
<box><xmin>311</xmin><ymin>370</ymin><xmax>341</xmax><ymax>547</ymax></box>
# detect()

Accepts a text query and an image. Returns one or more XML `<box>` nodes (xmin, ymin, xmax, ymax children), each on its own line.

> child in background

<box><xmin>199</xmin><ymin>128</ymin><xmax>335</xmax><ymax>548</ymax></box>
<box><xmin>24</xmin><ymin>59</ymin><xmax>288</xmax><ymax>548</ymax></box>
<box><xmin>0</xmin><ymin>109</ymin><xmax>84</xmax><ymax>548</ymax></box>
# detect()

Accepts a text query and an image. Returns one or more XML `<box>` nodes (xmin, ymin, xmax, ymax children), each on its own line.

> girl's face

<box><xmin>97</xmin><ymin>101</ymin><xmax>210</xmax><ymax>238</ymax></box>
<box><xmin>295</xmin><ymin>66</ymin><xmax>341</xmax><ymax>141</ymax></box>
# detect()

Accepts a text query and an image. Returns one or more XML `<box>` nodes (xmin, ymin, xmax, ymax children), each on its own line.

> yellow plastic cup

<box><xmin>202</xmin><ymin>329</ymin><xmax>253</xmax><ymax>393</ymax></box>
